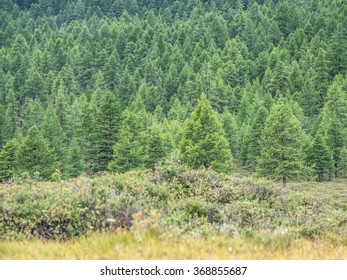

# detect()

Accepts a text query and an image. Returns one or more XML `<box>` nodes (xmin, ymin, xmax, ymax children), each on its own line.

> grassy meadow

<box><xmin>1</xmin><ymin>232</ymin><xmax>346</xmax><ymax>260</ymax></box>
<box><xmin>0</xmin><ymin>164</ymin><xmax>346</xmax><ymax>260</ymax></box>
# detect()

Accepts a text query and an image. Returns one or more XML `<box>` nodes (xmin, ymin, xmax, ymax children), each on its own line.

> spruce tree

<box><xmin>17</xmin><ymin>125</ymin><xmax>55</xmax><ymax>179</ymax></box>
<box><xmin>179</xmin><ymin>93</ymin><xmax>232</xmax><ymax>173</ymax></box>
<box><xmin>257</xmin><ymin>103</ymin><xmax>307</xmax><ymax>186</ymax></box>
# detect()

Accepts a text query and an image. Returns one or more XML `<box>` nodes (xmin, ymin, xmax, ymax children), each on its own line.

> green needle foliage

<box><xmin>0</xmin><ymin>0</ymin><xmax>346</xmax><ymax>182</ymax></box>
<box><xmin>179</xmin><ymin>93</ymin><xmax>232</xmax><ymax>173</ymax></box>
<box><xmin>257</xmin><ymin>103</ymin><xmax>307</xmax><ymax>186</ymax></box>
<box><xmin>108</xmin><ymin>110</ymin><xmax>146</xmax><ymax>173</ymax></box>
<box><xmin>0</xmin><ymin>138</ymin><xmax>19</xmax><ymax>181</ymax></box>
<box><xmin>248</xmin><ymin>106</ymin><xmax>268</xmax><ymax>167</ymax></box>
<box><xmin>17</xmin><ymin>125</ymin><xmax>55</xmax><ymax>179</ymax></box>
<box><xmin>308</xmin><ymin>133</ymin><xmax>333</xmax><ymax>182</ymax></box>
<box><xmin>90</xmin><ymin>92</ymin><xmax>121</xmax><ymax>173</ymax></box>
<box><xmin>65</xmin><ymin>138</ymin><xmax>86</xmax><ymax>178</ymax></box>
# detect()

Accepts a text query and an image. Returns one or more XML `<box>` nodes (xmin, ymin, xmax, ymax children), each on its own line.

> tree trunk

<box><xmin>282</xmin><ymin>176</ymin><xmax>286</xmax><ymax>187</ymax></box>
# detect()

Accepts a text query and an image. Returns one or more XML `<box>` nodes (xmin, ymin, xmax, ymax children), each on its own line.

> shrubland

<box><xmin>0</xmin><ymin>163</ymin><xmax>346</xmax><ymax>252</ymax></box>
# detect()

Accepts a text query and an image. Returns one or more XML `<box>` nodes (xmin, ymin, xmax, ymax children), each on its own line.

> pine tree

<box><xmin>257</xmin><ymin>103</ymin><xmax>307</xmax><ymax>186</ymax></box>
<box><xmin>308</xmin><ymin>133</ymin><xmax>333</xmax><ymax>182</ymax></box>
<box><xmin>179</xmin><ymin>93</ymin><xmax>232</xmax><ymax>173</ymax></box>
<box><xmin>0</xmin><ymin>139</ymin><xmax>19</xmax><ymax>181</ymax></box>
<box><xmin>17</xmin><ymin>125</ymin><xmax>55</xmax><ymax>179</ymax></box>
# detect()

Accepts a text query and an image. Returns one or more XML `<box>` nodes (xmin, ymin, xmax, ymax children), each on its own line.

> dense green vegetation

<box><xmin>0</xmin><ymin>3</ymin><xmax>346</xmax><ymax>260</ymax></box>
<box><xmin>0</xmin><ymin>165</ymin><xmax>346</xmax><ymax>242</ymax></box>
<box><xmin>0</xmin><ymin>0</ymin><xmax>347</xmax><ymax>184</ymax></box>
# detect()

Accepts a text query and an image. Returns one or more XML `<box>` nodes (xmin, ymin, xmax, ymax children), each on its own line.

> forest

<box><xmin>0</xmin><ymin>0</ymin><xmax>346</xmax><ymax>259</ymax></box>
<box><xmin>0</xmin><ymin>0</ymin><xmax>346</xmax><ymax>183</ymax></box>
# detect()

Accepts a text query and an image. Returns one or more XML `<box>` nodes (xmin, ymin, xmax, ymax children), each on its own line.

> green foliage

<box><xmin>42</xmin><ymin>103</ymin><xmax>65</xmax><ymax>168</ymax></box>
<box><xmin>108</xmin><ymin>110</ymin><xmax>146</xmax><ymax>173</ymax></box>
<box><xmin>146</xmin><ymin>123</ymin><xmax>167</xmax><ymax>169</ymax></box>
<box><xmin>89</xmin><ymin>92</ymin><xmax>121</xmax><ymax>173</ymax></box>
<box><xmin>0</xmin><ymin>168</ymin><xmax>346</xmax><ymax>242</ymax></box>
<box><xmin>0</xmin><ymin>138</ymin><xmax>19</xmax><ymax>181</ymax></box>
<box><xmin>248</xmin><ymin>106</ymin><xmax>268</xmax><ymax>167</ymax></box>
<box><xmin>308</xmin><ymin>133</ymin><xmax>334</xmax><ymax>182</ymax></box>
<box><xmin>17</xmin><ymin>125</ymin><xmax>55</xmax><ymax>179</ymax></box>
<box><xmin>65</xmin><ymin>138</ymin><xmax>86</xmax><ymax>178</ymax></box>
<box><xmin>220</xmin><ymin>108</ymin><xmax>239</xmax><ymax>159</ymax></box>
<box><xmin>0</xmin><ymin>0</ymin><xmax>347</xmax><ymax>183</ymax></box>
<box><xmin>179</xmin><ymin>93</ymin><xmax>232</xmax><ymax>173</ymax></box>
<box><xmin>318</xmin><ymin>108</ymin><xmax>346</xmax><ymax>177</ymax></box>
<box><xmin>257</xmin><ymin>104</ymin><xmax>308</xmax><ymax>186</ymax></box>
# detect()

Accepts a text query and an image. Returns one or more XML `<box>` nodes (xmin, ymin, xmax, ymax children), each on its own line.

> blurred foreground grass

<box><xmin>0</xmin><ymin>231</ymin><xmax>346</xmax><ymax>260</ymax></box>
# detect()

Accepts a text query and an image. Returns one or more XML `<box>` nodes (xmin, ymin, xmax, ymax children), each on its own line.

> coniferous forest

<box><xmin>0</xmin><ymin>0</ymin><xmax>347</xmax><ymax>259</ymax></box>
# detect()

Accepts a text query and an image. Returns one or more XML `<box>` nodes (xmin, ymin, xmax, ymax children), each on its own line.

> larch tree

<box><xmin>248</xmin><ymin>106</ymin><xmax>268</xmax><ymax>167</ymax></box>
<box><xmin>108</xmin><ymin>109</ymin><xmax>146</xmax><ymax>173</ymax></box>
<box><xmin>179</xmin><ymin>93</ymin><xmax>232</xmax><ymax>173</ymax></box>
<box><xmin>318</xmin><ymin>108</ymin><xmax>346</xmax><ymax>178</ymax></box>
<box><xmin>146</xmin><ymin>123</ymin><xmax>167</xmax><ymax>169</ymax></box>
<box><xmin>65</xmin><ymin>138</ymin><xmax>86</xmax><ymax>178</ymax></box>
<box><xmin>220</xmin><ymin>107</ymin><xmax>239</xmax><ymax>159</ymax></box>
<box><xmin>308</xmin><ymin>132</ymin><xmax>334</xmax><ymax>182</ymax></box>
<box><xmin>257</xmin><ymin>103</ymin><xmax>307</xmax><ymax>186</ymax></box>
<box><xmin>90</xmin><ymin>91</ymin><xmax>121</xmax><ymax>173</ymax></box>
<box><xmin>0</xmin><ymin>138</ymin><xmax>19</xmax><ymax>181</ymax></box>
<box><xmin>17</xmin><ymin>125</ymin><xmax>55</xmax><ymax>179</ymax></box>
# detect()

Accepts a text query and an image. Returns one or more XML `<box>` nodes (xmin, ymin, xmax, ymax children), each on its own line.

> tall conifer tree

<box><xmin>179</xmin><ymin>93</ymin><xmax>232</xmax><ymax>173</ymax></box>
<box><xmin>257</xmin><ymin>103</ymin><xmax>307</xmax><ymax>186</ymax></box>
<box><xmin>248</xmin><ymin>106</ymin><xmax>268</xmax><ymax>167</ymax></box>
<box><xmin>0</xmin><ymin>139</ymin><xmax>19</xmax><ymax>181</ymax></box>
<box><xmin>17</xmin><ymin>125</ymin><xmax>55</xmax><ymax>179</ymax></box>
<box><xmin>90</xmin><ymin>92</ymin><xmax>121</xmax><ymax>173</ymax></box>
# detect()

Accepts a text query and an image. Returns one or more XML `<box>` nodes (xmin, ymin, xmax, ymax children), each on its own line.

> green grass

<box><xmin>0</xmin><ymin>231</ymin><xmax>346</xmax><ymax>260</ymax></box>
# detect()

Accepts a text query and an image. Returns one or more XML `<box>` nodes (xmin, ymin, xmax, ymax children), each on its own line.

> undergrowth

<box><xmin>0</xmin><ymin>163</ymin><xmax>346</xmax><ymax>245</ymax></box>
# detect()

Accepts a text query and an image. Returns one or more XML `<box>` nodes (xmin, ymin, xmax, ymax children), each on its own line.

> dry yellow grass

<box><xmin>0</xmin><ymin>232</ymin><xmax>346</xmax><ymax>260</ymax></box>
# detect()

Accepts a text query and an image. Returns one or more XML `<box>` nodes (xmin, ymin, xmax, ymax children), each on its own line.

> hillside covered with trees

<box><xmin>0</xmin><ymin>0</ymin><xmax>347</xmax><ymax>185</ymax></box>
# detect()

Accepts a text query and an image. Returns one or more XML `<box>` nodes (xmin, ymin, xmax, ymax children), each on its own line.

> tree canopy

<box><xmin>0</xmin><ymin>0</ymin><xmax>347</xmax><ymax>183</ymax></box>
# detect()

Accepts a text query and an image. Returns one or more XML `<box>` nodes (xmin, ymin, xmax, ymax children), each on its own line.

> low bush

<box><xmin>0</xmin><ymin>166</ymin><xmax>346</xmax><ymax>242</ymax></box>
